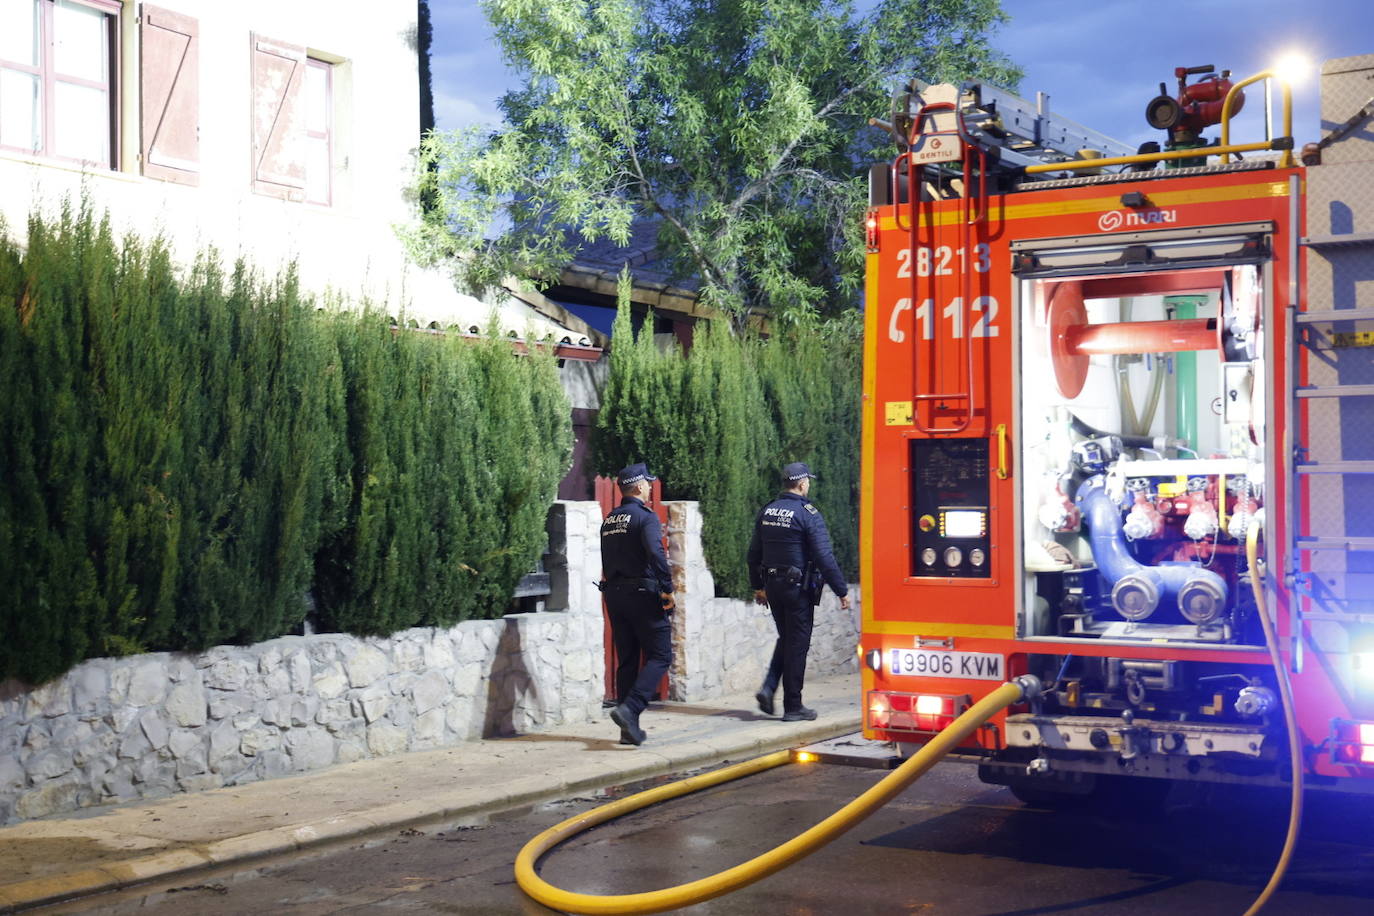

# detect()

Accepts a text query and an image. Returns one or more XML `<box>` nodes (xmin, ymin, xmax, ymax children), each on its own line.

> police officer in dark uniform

<box><xmin>600</xmin><ymin>463</ymin><xmax>675</xmax><ymax>745</ymax></box>
<box><xmin>747</xmin><ymin>462</ymin><xmax>850</xmax><ymax>721</ymax></box>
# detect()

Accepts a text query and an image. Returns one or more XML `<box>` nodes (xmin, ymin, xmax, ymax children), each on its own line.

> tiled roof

<box><xmin>558</xmin><ymin>219</ymin><xmax>717</xmax><ymax>319</ymax></box>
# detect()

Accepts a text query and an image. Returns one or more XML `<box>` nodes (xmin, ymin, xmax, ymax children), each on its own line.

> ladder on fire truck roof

<box><xmin>884</xmin><ymin>78</ymin><xmax>1288</xmax><ymax>191</ymax></box>
<box><xmin>1285</xmin><ymin>88</ymin><xmax>1374</xmax><ymax>652</ymax></box>
<box><xmin>892</xmin><ymin>80</ymin><xmax>1138</xmax><ymax>174</ymax></box>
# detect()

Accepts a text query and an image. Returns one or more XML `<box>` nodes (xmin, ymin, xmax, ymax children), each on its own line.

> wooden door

<box><xmin>596</xmin><ymin>476</ymin><xmax>670</xmax><ymax>704</ymax></box>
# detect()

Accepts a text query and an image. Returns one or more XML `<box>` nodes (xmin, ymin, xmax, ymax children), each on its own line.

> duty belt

<box><xmin>764</xmin><ymin>566</ymin><xmax>803</xmax><ymax>584</ymax></box>
<box><xmin>602</xmin><ymin>577</ymin><xmax>659</xmax><ymax>592</ymax></box>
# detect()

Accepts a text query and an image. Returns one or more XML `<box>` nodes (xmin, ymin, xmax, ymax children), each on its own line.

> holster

<box><xmin>804</xmin><ymin>566</ymin><xmax>823</xmax><ymax>605</ymax></box>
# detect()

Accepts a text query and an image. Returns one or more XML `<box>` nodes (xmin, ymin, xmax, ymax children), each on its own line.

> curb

<box><xmin>0</xmin><ymin>718</ymin><xmax>860</xmax><ymax>913</ymax></box>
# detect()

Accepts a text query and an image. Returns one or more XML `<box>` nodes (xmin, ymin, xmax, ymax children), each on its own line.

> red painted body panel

<box><xmin>860</xmin><ymin>163</ymin><xmax>1371</xmax><ymax>785</ymax></box>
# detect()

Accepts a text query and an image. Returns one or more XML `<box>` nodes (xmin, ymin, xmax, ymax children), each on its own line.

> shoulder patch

<box><xmin>805</xmin><ymin>504</ymin><xmax>819</xmax><ymax>515</ymax></box>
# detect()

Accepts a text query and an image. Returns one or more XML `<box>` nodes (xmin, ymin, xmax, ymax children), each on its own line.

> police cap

<box><xmin>782</xmin><ymin>462</ymin><xmax>817</xmax><ymax>482</ymax></box>
<box><xmin>617</xmin><ymin>463</ymin><xmax>657</xmax><ymax>486</ymax></box>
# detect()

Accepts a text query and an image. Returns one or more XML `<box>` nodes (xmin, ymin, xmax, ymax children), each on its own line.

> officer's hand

<box><xmin>840</xmin><ymin>595</ymin><xmax>851</xmax><ymax>610</ymax></box>
<box><xmin>661</xmin><ymin>592</ymin><xmax>675</xmax><ymax>612</ymax></box>
<box><xmin>753</xmin><ymin>589</ymin><xmax>769</xmax><ymax>607</ymax></box>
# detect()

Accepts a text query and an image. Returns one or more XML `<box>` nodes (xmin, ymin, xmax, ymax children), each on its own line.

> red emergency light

<box><xmin>1330</xmin><ymin>720</ymin><xmax>1374</xmax><ymax>765</ymax></box>
<box><xmin>868</xmin><ymin>690</ymin><xmax>970</xmax><ymax>733</ymax></box>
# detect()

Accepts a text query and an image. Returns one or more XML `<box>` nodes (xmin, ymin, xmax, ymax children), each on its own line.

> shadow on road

<box><xmin>863</xmin><ymin>781</ymin><xmax>1374</xmax><ymax>902</ymax></box>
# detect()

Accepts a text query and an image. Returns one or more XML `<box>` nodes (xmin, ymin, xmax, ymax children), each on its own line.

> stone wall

<box><xmin>0</xmin><ymin>502</ymin><xmax>607</xmax><ymax>825</ymax></box>
<box><xmin>0</xmin><ymin>498</ymin><xmax>860</xmax><ymax>824</ymax></box>
<box><xmin>665</xmin><ymin>502</ymin><xmax>860</xmax><ymax>701</ymax></box>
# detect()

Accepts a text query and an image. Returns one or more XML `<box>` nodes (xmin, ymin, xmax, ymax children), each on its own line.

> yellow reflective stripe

<box><xmin>864</xmin><ymin>620</ymin><xmax>1014</xmax><ymax>639</ymax></box>
<box><xmin>878</xmin><ymin>181</ymin><xmax>1291</xmax><ymax>231</ymax></box>
<box><xmin>860</xmin><ymin>252</ymin><xmax>879</xmax><ymax>609</ymax></box>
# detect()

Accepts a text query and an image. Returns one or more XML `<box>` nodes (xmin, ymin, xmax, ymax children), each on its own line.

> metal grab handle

<box><xmin>995</xmin><ymin>423</ymin><xmax>1010</xmax><ymax>480</ymax></box>
<box><xmin>1220</xmin><ymin>69</ymin><xmax>1293</xmax><ymax>167</ymax></box>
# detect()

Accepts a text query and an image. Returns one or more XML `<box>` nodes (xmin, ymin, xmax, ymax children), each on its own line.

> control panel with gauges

<box><xmin>910</xmin><ymin>438</ymin><xmax>991</xmax><ymax>579</ymax></box>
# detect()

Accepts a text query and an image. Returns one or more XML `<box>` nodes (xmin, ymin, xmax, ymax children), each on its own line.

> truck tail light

<box><xmin>867</xmin><ymin>690</ymin><xmax>970</xmax><ymax>733</ymax></box>
<box><xmin>1330</xmin><ymin>719</ymin><xmax>1374</xmax><ymax>764</ymax></box>
<box><xmin>866</xmin><ymin>210</ymin><xmax>880</xmax><ymax>252</ymax></box>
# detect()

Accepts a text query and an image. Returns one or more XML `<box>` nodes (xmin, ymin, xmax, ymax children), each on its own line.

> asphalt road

<box><xmin>61</xmin><ymin>758</ymin><xmax>1374</xmax><ymax>915</ymax></box>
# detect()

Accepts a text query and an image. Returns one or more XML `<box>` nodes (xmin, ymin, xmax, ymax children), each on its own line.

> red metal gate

<box><xmin>595</xmin><ymin>476</ymin><xmax>671</xmax><ymax>704</ymax></box>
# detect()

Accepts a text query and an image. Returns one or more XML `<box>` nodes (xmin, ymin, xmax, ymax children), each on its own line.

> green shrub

<box><xmin>594</xmin><ymin>285</ymin><xmax>859</xmax><ymax>598</ymax></box>
<box><xmin>312</xmin><ymin>317</ymin><xmax>571</xmax><ymax>633</ymax></box>
<box><xmin>0</xmin><ymin>204</ymin><xmax>570</xmax><ymax>684</ymax></box>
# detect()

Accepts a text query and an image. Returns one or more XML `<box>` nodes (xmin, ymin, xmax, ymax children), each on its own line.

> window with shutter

<box><xmin>0</xmin><ymin>0</ymin><xmax>120</xmax><ymax>168</ymax></box>
<box><xmin>304</xmin><ymin>57</ymin><xmax>332</xmax><ymax>206</ymax></box>
<box><xmin>139</xmin><ymin>5</ymin><xmax>197</xmax><ymax>185</ymax></box>
<box><xmin>250</xmin><ymin>33</ymin><xmax>305</xmax><ymax>201</ymax></box>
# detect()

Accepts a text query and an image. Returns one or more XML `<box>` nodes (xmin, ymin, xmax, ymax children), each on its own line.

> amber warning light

<box><xmin>866</xmin><ymin>210</ymin><xmax>880</xmax><ymax>252</ymax></box>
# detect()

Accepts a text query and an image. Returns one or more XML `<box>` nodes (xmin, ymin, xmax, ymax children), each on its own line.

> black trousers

<box><xmin>606</xmin><ymin>588</ymin><xmax>673</xmax><ymax>717</ymax></box>
<box><xmin>761</xmin><ymin>581</ymin><xmax>814</xmax><ymax>713</ymax></box>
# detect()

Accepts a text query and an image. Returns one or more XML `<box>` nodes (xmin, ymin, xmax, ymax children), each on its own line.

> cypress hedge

<box><xmin>0</xmin><ymin>204</ymin><xmax>570</xmax><ymax>684</ymax></box>
<box><xmin>595</xmin><ymin>278</ymin><xmax>860</xmax><ymax>598</ymax></box>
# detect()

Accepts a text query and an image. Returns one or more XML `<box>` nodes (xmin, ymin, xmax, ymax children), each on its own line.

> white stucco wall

<box><xmin>0</xmin><ymin>0</ymin><xmax>575</xmax><ymax>338</ymax></box>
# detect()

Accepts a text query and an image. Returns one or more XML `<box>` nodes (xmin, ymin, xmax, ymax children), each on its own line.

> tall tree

<box><xmin>417</xmin><ymin>0</ymin><xmax>436</xmax><ymax>140</ymax></box>
<box><xmin>402</xmin><ymin>0</ymin><xmax>1019</xmax><ymax>322</ymax></box>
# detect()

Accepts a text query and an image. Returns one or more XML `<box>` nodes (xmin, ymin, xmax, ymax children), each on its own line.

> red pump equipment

<box><xmin>1145</xmin><ymin>65</ymin><xmax>1245</xmax><ymax>146</ymax></box>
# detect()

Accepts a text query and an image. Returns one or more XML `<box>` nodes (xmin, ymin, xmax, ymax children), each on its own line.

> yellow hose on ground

<box><xmin>515</xmin><ymin>679</ymin><xmax>1032</xmax><ymax>915</ymax></box>
<box><xmin>1243</xmin><ymin>515</ymin><xmax>1304</xmax><ymax>916</ymax></box>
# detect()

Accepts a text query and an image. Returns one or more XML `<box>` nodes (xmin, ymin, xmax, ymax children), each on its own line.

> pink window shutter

<box><xmin>140</xmin><ymin>5</ymin><xmax>199</xmax><ymax>185</ymax></box>
<box><xmin>250</xmin><ymin>33</ymin><xmax>306</xmax><ymax>200</ymax></box>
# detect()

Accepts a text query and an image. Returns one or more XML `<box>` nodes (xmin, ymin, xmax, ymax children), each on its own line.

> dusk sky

<box><xmin>429</xmin><ymin>0</ymin><xmax>1374</xmax><ymax>153</ymax></box>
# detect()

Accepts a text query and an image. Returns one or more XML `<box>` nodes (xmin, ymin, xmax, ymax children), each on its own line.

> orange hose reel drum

<box><xmin>1046</xmin><ymin>280</ymin><xmax>1089</xmax><ymax>398</ymax></box>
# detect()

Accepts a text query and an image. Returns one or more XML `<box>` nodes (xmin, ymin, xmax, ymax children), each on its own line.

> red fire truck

<box><xmin>860</xmin><ymin>55</ymin><xmax>1374</xmax><ymax>803</ymax></box>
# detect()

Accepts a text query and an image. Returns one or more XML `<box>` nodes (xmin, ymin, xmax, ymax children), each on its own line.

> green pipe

<box><xmin>1166</xmin><ymin>295</ymin><xmax>1204</xmax><ymax>451</ymax></box>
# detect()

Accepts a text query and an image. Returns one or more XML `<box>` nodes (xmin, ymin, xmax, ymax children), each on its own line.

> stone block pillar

<box><xmin>664</xmin><ymin>500</ymin><xmax>861</xmax><ymax>703</ymax></box>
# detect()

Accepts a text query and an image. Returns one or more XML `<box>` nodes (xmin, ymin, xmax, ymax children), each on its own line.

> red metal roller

<box><xmin>1065</xmin><ymin>318</ymin><xmax>1218</xmax><ymax>355</ymax></box>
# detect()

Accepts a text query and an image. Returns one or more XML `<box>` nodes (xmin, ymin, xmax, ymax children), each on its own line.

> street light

<box><xmin>1268</xmin><ymin>54</ymin><xmax>1310</xmax><ymax>167</ymax></box>
<box><xmin>1273</xmin><ymin>53</ymin><xmax>1311</xmax><ymax>86</ymax></box>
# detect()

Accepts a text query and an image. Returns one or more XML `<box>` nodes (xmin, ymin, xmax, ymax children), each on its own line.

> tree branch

<box><xmin>618</xmin><ymin>101</ymin><xmax>731</xmax><ymax>295</ymax></box>
<box><xmin>725</xmin><ymin>82</ymin><xmax>862</xmax><ymax>220</ymax></box>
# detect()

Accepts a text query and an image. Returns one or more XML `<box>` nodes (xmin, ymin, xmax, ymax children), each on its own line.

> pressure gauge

<box><xmin>943</xmin><ymin>546</ymin><xmax>963</xmax><ymax>568</ymax></box>
<box><xmin>921</xmin><ymin>547</ymin><xmax>937</xmax><ymax>567</ymax></box>
<box><xmin>969</xmin><ymin>547</ymin><xmax>986</xmax><ymax>567</ymax></box>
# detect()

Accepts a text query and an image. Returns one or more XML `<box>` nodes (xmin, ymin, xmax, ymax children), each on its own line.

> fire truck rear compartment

<box><xmin>1015</xmin><ymin>234</ymin><xmax>1270</xmax><ymax>648</ymax></box>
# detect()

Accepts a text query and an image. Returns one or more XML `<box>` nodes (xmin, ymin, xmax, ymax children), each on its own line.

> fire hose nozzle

<box><xmin>1014</xmin><ymin>674</ymin><xmax>1045</xmax><ymax>702</ymax></box>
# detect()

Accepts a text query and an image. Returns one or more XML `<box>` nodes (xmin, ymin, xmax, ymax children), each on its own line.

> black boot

<box><xmin>610</xmin><ymin>704</ymin><xmax>646</xmax><ymax>745</ymax></box>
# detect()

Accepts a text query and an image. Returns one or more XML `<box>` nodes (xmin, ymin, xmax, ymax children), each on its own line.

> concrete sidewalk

<box><xmin>0</xmin><ymin>672</ymin><xmax>862</xmax><ymax>912</ymax></box>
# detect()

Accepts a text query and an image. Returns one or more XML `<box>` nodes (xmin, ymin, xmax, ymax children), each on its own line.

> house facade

<box><xmin>0</xmin><ymin>0</ymin><xmax>599</xmax><ymax>347</ymax></box>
